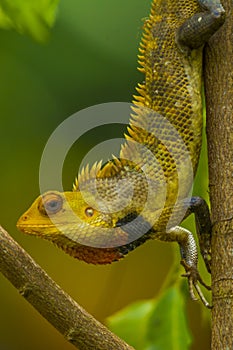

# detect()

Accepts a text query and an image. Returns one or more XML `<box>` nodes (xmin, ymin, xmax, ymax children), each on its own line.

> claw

<box><xmin>199</xmin><ymin>242</ymin><xmax>212</xmax><ymax>273</ymax></box>
<box><xmin>180</xmin><ymin>260</ymin><xmax>212</xmax><ymax>309</ymax></box>
<box><xmin>202</xmin><ymin>250</ymin><xmax>212</xmax><ymax>274</ymax></box>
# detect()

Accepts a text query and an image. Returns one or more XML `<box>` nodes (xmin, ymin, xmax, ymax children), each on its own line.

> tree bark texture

<box><xmin>0</xmin><ymin>226</ymin><xmax>134</xmax><ymax>350</ymax></box>
<box><xmin>204</xmin><ymin>0</ymin><xmax>233</xmax><ymax>348</ymax></box>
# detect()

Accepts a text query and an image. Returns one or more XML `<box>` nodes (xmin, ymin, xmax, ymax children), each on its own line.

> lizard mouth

<box><xmin>16</xmin><ymin>222</ymin><xmax>58</xmax><ymax>236</ymax></box>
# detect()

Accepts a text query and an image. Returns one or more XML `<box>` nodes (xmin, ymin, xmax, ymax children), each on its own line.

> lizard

<box><xmin>17</xmin><ymin>0</ymin><xmax>225</xmax><ymax>308</ymax></box>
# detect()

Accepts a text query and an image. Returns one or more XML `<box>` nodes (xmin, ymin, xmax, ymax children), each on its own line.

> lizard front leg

<box><xmin>116</xmin><ymin>210</ymin><xmax>212</xmax><ymax>307</ymax></box>
<box><xmin>165</xmin><ymin>226</ymin><xmax>211</xmax><ymax>308</ymax></box>
<box><xmin>186</xmin><ymin>196</ymin><xmax>212</xmax><ymax>273</ymax></box>
<box><xmin>176</xmin><ymin>0</ymin><xmax>225</xmax><ymax>53</ymax></box>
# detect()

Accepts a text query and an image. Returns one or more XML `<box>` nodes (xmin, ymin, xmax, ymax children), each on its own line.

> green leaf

<box><xmin>0</xmin><ymin>0</ymin><xmax>59</xmax><ymax>42</ymax></box>
<box><xmin>107</xmin><ymin>299</ymin><xmax>155</xmax><ymax>349</ymax></box>
<box><xmin>145</xmin><ymin>282</ymin><xmax>192</xmax><ymax>350</ymax></box>
<box><xmin>107</xmin><ymin>281</ymin><xmax>192</xmax><ymax>350</ymax></box>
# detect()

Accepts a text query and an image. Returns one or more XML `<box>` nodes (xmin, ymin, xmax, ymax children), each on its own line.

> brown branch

<box><xmin>0</xmin><ymin>225</ymin><xmax>134</xmax><ymax>350</ymax></box>
<box><xmin>204</xmin><ymin>0</ymin><xmax>233</xmax><ymax>348</ymax></box>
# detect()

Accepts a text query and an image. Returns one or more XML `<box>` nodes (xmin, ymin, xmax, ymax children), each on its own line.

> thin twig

<box><xmin>0</xmin><ymin>225</ymin><xmax>134</xmax><ymax>350</ymax></box>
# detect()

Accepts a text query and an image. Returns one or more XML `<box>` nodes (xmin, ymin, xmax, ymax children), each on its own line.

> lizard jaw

<box><xmin>16</xmin><ymin>222</ymin><xmax>59</xmax><ymax>236</ymax></box>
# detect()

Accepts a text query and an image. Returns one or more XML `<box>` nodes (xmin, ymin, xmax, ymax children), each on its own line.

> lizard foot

<box><xmin>202</xmin><ymin>251</ymin><xmax>211</xmax><ymax>274</ymax></box>
<box><xmin>180</xmin><ymin>259</ymin><xmax>212</xmax><ymax>309</ymax></box>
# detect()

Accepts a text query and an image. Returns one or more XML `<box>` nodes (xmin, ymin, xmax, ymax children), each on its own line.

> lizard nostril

<box><xmin>16</xmin><ymin>214</ymin><xmax>29</xmax><ymax>228</ymax></box>
<box><xmin>21</xmin><ymin>215</ymin><xmax>29</xmax><ymax>222</ymax></box>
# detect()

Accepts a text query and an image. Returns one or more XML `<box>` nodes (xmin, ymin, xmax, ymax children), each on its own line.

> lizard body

<box><xmin>17</xmin><ymin>0</ymin><xmax>225</xmax><ymax>306</ymax></box>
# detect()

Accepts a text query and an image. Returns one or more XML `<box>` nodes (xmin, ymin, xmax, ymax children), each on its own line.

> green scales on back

<box><xmin>17</xmin><ymin>0</ymin><xmax>225</xmax><ymax>307</ymax></box>
<box><xmin>133</xmin><ymin>0</ymin><xmax>203</xmax><ymax>170</ymax></box>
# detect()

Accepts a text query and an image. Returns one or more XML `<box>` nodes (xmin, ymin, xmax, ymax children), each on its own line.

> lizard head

<box><xmin>16</xmin><ymin>160</ymin><xmax>157</xmax><ymax>263</ymax></box>
<box><xmin>17</xmin><ymin>189</ymin><xmax>131</xmax><ymax>247</ymax></box>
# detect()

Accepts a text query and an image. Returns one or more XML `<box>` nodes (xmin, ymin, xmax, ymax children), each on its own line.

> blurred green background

<box><xmin>0</xmin><ymin>0</ymin><xmax>211</xmax><ymax>349</ymax></box>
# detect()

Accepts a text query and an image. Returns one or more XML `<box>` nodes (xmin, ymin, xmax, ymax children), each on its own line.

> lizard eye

<box><xmin>85</xmin><ymin>207</ymin><xmax>95</xmax><ymax>217</ymax></box>
<box><xmin>39</xmin><ymin>193</ymin><xmax>63</xmax><ymax>216</ymax></box>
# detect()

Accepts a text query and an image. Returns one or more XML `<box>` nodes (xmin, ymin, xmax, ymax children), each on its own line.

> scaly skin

<box><xmin>17</xmin><ymin>0</ymin><xmax>225</xmax><ymax>306</ymax></box>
